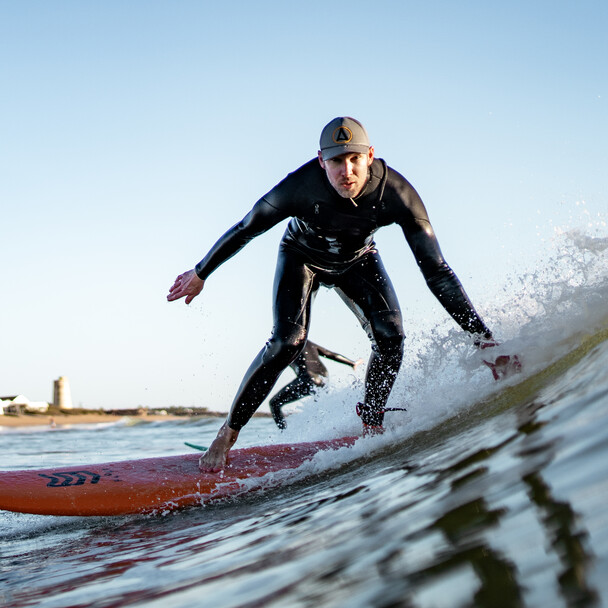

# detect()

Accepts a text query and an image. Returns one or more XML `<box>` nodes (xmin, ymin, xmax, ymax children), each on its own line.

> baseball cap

<box><xmin>319</xmin><ymin>117</ymin><xmax>370</xmax><ymax>161</ymax></box>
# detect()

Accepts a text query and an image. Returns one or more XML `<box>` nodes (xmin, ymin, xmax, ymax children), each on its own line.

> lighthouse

<box><xmin>53</xmin><ymin>376</ymin><xmax>73</xmax><ymax>410</ymax></box>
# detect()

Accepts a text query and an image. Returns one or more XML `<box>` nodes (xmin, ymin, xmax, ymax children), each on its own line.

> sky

<box><xmin>1</xmin><ymin>1</ymin><xmax>607</xmax><ymax>411</ymax></box>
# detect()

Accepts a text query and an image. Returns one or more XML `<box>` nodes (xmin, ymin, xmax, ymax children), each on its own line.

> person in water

<box><xmin>168</xmin><ymin>116</ymin><xmax>517</xmax><ymax>471</ymax></box>
<box><xmin>269</xmin><ymin>340</ymin><xmax>363</xmax><ymax>429</ymax></box>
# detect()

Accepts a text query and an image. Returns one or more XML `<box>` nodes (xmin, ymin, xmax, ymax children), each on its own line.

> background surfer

<box><xmin>269</xmin><ymin>341</ymin><xmax>363</xmax><ymax>430</ymax></box>
<box><xmin>168</xmin><ymin>116</ymin><xmax>516</xmax><ymax>472</ymax></box>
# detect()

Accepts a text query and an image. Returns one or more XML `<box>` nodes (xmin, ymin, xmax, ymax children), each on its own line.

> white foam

<box><xmin>269</xmin><ymin>215</ymin><xmax>608</xmax><ymax>457</ymax></box>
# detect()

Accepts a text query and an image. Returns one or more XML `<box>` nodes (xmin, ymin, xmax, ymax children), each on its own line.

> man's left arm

<box><xmin>403</xmin><ymin>218</ymin><xmax>493</xmax><ymax>341</ymax></box>
<box><xmin>402</xmin><ymin>218</ymin><xmax>522</xmax><ymax>379</ymax></box>
<box><xmin>384</xmin><ymin>167</ymin><xmax>520</xmax><ymax>377</ymax></box>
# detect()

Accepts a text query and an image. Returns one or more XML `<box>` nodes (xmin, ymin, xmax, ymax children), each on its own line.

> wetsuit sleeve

<box><xmin>404</xmin><ymin>219</ymin><xmax>493</xmax><ymax>339</ymax></box>
<box><xmin>195</xmin><ymin>198</ymin><xmax>288</xmax><ymax>280</ymax></box>
<box><xmin>315</xmin><ymin>344</ymin><xmax>357</xmax><ymax>367</ymax></box>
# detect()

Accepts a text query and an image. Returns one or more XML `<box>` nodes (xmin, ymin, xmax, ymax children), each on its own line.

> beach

<box><xmin>0</xmin><ymin>412</ymin><xmax>181</xmax><ymax>427</ymax></box>
<box><xmin>0</xmin><ymin>410</ymin><xmax>269</xmax><ymax>427</ymax></box>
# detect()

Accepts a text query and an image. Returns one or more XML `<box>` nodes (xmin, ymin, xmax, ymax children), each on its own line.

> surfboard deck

<box><xmin>0</xmin><ymin>437</ymin><xmax>357</xmax><ymax>517</ymax></box>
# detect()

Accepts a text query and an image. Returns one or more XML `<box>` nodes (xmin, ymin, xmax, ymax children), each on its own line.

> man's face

<box><xmin>318</xmin><ymin>147</ymin><xmax>374</xmax><ymax>199</ymax></box>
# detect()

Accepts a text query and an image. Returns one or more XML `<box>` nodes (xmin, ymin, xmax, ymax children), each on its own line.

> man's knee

<box><xmin>263</xmin><ymin>322</ymin><xmax>307</xmax><ymax>367</ymax></box>
<box><xmin>370</xmin><ymin>310</ymin><xmax>405</xmax><ymax>357</ymax></box>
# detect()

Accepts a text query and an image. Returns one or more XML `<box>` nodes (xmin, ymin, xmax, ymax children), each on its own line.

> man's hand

<box><xmin>483</xmin><ymin>354</ymin><xmax>522</xmax><ymax>380</ymax></box>
<box><xmin>478</xmin><ymin>341</ymin><xmax>522</xmax><ymax>381</ymax></box>
<box><xmin>167</xmin><ymin>269</ymin><xmax>204</xmax><ymax>305</ymax></box>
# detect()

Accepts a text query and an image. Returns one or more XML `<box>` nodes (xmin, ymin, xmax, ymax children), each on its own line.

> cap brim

<box><xmin>321</xmin><ymin>144</ymin><xmax>370</xmax><ymax>161</ymax></box>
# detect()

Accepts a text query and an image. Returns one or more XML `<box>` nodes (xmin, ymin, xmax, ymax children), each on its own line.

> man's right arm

<box><xmin>193</xmin><ymin>160</ymin><xmax>316</xmax><ymax>280</ymax></box>
<box><xmin>194</xmin><ymin>198</ymin><xmax>287</xmax><ymax>280</ymax></box>
<box><xmin>167</xmin><ymin>197</ymin><xmax>287</xmax><ymax>305</ymax></box>
<box><xmin>167</xmin><ymin>269</ymin><xmax>205</xmax><ymax>304</ymax></box>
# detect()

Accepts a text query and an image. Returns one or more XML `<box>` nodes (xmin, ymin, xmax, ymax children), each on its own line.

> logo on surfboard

<box><xmin>38</xmin><ymin>468</ymin><xmax>119</xmax><ymax>487</ymax></box>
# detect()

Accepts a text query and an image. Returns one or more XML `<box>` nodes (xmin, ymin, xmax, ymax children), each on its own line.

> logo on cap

<box><xmin>332</xmin><ymin>126</ymin><xmax>353</xmax><ymax>144</ymax></box>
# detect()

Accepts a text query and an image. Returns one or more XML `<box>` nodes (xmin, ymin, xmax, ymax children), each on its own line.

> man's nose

<box><xmin>341</xmin><ymin>160</ymin><xmax>353</xmax><ymax>175</ymax></box>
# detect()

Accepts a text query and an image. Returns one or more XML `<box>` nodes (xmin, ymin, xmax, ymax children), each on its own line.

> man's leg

<box><xmin>336</xmin><ymin>251</ymin><xmax>405</xmax><ymax>428</ymax></box>
<box><xmin>200</xmin><ymin>323</ymin><xmax>308</xmax><ymax>470</ymax></box>
<box><xmin>200</xmin><ymin>246</ymin><xmax>317</xmax><ymax>470</ymax></box>
<box><xmin>362</xmin><ymin>309</ymin><xmax>404</xmax><ymax>425</ymax></box>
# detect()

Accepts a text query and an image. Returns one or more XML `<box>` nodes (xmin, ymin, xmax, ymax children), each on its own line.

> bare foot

<box><xmin>199</xmin><ymin>422</ymin><xmax>239</xmax><ymax>472</ymax></box>
<box><xmin>362</xmin><ymin>424</ymin><xmax>385</xmax><ymax>437</ymax></box>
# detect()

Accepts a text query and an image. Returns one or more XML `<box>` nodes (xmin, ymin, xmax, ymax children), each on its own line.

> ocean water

<box><xmin>2</xmin><ymin>227</ymin><xmax>608</xmax><ymax>608</ymax></box>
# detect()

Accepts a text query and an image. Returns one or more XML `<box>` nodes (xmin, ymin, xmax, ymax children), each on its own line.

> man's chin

<box><xmin>337</xmin><ymin>187</ymin><xmax>357</xmax><ymax>198</ymax></box>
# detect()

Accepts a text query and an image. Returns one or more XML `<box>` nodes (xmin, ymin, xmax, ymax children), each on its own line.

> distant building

<box><xmin>0</xmin><ymin>395</ymin><xmax>49</xmax><ymax>415</ymax></box>
<box><xmin>53</xmin><ymin>376</ymin><xmax>73</xmax><ymax>410</ymax></box>
<box><xmin>0</xmin><ymin>376</ymin><xmax>73</xmax><ymax>415</ymax></box>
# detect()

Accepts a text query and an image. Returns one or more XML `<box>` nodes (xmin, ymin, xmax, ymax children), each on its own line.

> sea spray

<box><xmin>279</xmin><ymin>214</ymin><xmax>608</xmax><ymax>449</ymax></box>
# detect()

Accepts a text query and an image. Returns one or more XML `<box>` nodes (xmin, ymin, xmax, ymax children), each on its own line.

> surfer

<box><xmin>168</xmin><ymin>116</ymin><xmax>518</xmax><ymax>472</ymax></box>
<box><xmin>268</xmin><ymin>341</ymin><xmax>363</xmax><ymax>429</ymax></box>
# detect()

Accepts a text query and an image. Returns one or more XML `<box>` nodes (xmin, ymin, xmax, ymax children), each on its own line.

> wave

<box><xmin>2</xmin><ymin>218</ymin><xmax>606</xmax><ymax>608</ymax></box>
<box><xmin>274</xmin><ymin>224</ymin><xmax>608</xmax><ymax>447</ymax></box>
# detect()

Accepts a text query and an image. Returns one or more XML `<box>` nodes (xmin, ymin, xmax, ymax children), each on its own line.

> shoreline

<box><xmin>0</xmin><ymin>413</ymin><xmax>193</xmax><ymax>428</ymax></box>
<box><xmin>0</xmin><ymin>411</ymin><xmax>271</xmax><ymax>428</ymax></box>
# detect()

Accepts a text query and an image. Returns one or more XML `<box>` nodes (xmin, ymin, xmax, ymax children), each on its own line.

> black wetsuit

<box><xmin>269</xmin><ymin>341</ymin><xmax>357</xmax><ymax>429</ymax></box>
<box><xmin>195</xmin><ymin>158</ymin><xmax>492</xmax><ymax>428</ymax></box>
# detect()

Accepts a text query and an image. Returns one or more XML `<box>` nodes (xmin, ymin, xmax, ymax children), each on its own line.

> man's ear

<box><xmin>317</xmin><ymin>151</ymin><xmax>325</xmax><ymax>169</ymax></box>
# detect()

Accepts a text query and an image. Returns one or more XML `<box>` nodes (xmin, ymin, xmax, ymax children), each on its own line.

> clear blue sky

<box><xmin>2</xmin><ymin>1</ymin><xmax>606</xmax><ymax>410</ymax></box>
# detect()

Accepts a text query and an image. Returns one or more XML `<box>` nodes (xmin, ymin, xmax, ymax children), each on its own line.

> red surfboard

<box><xmin>0</xmin><ymin>437</ymin><xmax>357</xmax><ymax>517</ymax></box>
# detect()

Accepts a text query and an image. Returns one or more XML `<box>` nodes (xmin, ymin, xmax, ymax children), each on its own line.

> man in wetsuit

<box><xmin>269</xmin><ymin>341</ymin><xmax>363</xmax><ymax>429</ymax></box>
<box><xmin>168</xmin><ymin>116</ymin><xmax>509</xmax><ymax>472</ymax></box>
